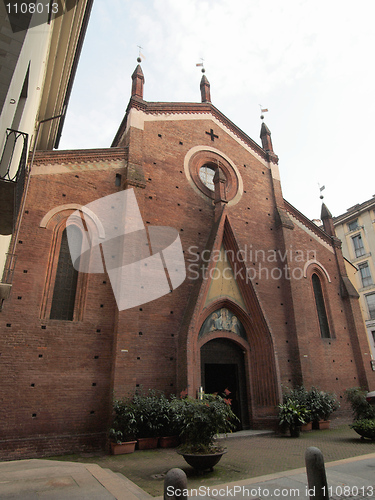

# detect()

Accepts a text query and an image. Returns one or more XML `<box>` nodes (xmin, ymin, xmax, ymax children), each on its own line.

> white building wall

<box><xmin>0</xmin><ymin>10</ymin><xmax>53</xmax><ymax>278</ymax></box>
<box><xmin>335</xmin><ymin>200</ymin><xmax>375</xmax><ymax>360</ymax></box>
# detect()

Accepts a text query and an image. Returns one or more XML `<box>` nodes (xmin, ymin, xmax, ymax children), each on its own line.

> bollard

<box><xmin>164</xmin><ymin>468</ymin><xmax>188</xmax><ymax>500</ymax></box>
<box><xmin>305</xmin><ymin>446</ymin><xmax>329</xmax><ymax>500</ymax></box>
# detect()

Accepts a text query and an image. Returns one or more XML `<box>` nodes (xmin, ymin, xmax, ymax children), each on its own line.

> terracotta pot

<box><xmin>318</xmin><ymin>420</ymin><xmax>330</xmax><ymax>430</ymax></box>
<box><xmin>159</xmin><ymin>436</ymin><xmax>180</xmax><ymax>448</ymax></box>
<box><xmin>177</xmin><ymin>449</ymin><xmax>227</xmax><ymax>472</ymax></box>
<box><xmin>110</xmin><ymin>441</ymin><xmax>137</xmax><ymax>455</ymax></box>
<box><xmin>137</xmin><ymin>437</ymin><xmax>159</xmax><ymax>450</ymax></box>
<box><xmin>301</xmin><ymin>422</ymin><xmax>312</xmax><ymax>431</ymax></box>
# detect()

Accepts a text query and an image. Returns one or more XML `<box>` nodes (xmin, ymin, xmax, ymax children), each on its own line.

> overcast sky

<box><xmin>59</xmin><ymin>0</ymin><xmax>375</xmax><ymax>221</ymax></box>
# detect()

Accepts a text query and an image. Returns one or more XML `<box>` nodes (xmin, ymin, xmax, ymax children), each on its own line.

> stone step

<box><xmin>98</xmin><ymin>467</ymin><xmax>152</xmax><ymax>500</ymax></box>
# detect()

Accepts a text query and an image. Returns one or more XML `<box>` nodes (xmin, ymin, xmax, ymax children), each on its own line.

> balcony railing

<box><xmin>0</xmin><ymin>128</ymin><xmax>28</xmax><ymax>235</ymax></box>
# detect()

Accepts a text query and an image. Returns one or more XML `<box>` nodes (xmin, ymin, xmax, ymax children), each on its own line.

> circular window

<box><xmin>187</xmin><ymin>150</ymin><xmax>239</xmax><ymax>202</ymax></box>
<box><xmin>199</xmin><ymin>165</ymin><xmax>215</xmax><ymax>191</ymax></box>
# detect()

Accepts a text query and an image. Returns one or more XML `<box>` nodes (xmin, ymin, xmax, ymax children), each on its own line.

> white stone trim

<box><xmin>303</xmin><ymin>259</ymin><xmax>332</xmax><ymax>282</ymax></box>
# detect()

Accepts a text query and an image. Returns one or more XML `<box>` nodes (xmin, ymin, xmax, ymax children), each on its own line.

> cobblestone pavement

<box><xmin>46</xmin><ymin>424</ymin><xmax>375</xmax><ymax>497</ymax></box>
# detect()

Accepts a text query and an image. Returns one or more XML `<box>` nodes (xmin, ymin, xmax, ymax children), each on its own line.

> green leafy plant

<box><xmin>132</xmin><ymin>389</ymin><xmax>171</xmax><ymax>438</ymax></box>
<box><xmin>109</xmin><ymin>397</ymin><xmax>137</xmax><ymax>443</ymax></box>
<box><xmin>305</xmin><ymin>386</ymin><xmax>324</xmax><ymax>423</ymax></box>
<box><xmin>282</xmin><ymin>386</ymin><xmax>311</xmax><ymax>422</ymax></box>
<box><xmin>278</xmin><ymin>398</ymin><xmax>309</xmax><ymax>436</ymax></box>
<box><xmin>350</xmin><ymin>419</ymin><xmax>375</xmax><ymax>440</ymax></box>
<box><xmin>174</xmin><ymin>394</ymin><xmax>239</xmax><ymax>454</ymax></box>
<box><xmin>158</xmin><ymin>393</ymin><xmax>180</xmax><ymax>437</ymax></box>
<box><xmin>318</xmin><ymin>390</ymin><xmax>340</xmax><ymax>421</ymax></box>
<box><xmin>345</xmin><ymin>387</ymin><xmax>375</xmax><ymax>421</ymax></box>
<box><xmin>280</xmin><ymin>386</ymin><xmax>339</xmax><ymax>432</ymax></box>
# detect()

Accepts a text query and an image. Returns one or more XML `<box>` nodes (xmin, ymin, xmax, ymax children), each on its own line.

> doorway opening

<box><xmin>200</xmin><ymin>338</ymin><xmax>249</xmax><ymax>429</ymax></box>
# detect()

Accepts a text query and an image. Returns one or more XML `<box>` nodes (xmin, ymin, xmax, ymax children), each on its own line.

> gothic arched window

<box><xmin>50</xmin><ymin>226</ymin><xmax>82</xmax><ymax>321</ymax></box>
<box><xmin>312</xmin><ymin>273</ymin><xmax>330</xmax><ymax>338</ymax></box>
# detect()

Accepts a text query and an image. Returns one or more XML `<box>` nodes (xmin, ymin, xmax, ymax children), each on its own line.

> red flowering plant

<box><xmin>172</xmin><ymin>392</ymin><xmax>239</xmax><ymax>454</ymax></box>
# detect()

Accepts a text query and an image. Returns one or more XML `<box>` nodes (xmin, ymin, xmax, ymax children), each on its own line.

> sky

<box><xmin>59</xmin><ymin>0</ymin><xmax>375</xmax><ymax>221</ymax></box>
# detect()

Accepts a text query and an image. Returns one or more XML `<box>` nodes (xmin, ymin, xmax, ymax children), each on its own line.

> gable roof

<box><xmin>111</xmin><ymin>96</ymin><xmax>277</xmax><ymax>164</ymax></box>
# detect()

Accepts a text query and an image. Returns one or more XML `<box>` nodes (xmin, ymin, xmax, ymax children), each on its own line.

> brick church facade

<box><xmin>0</xmin><ymin>63</ymin><xmax>373</xmax><ymax>459</ymax></box>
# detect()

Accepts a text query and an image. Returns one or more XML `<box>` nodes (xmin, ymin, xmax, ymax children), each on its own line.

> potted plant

<box><xmin>304</xmin><ymin>387</ymin><xmax>339</xmax><ymax>429</ymax></box>
<box><xmin>345</xmin><ymin>387</ymin><xmax>375</xmax><ymax>440</ymax></box>
<box><xmin>305</xmin><ymin>386</ymin><xmax>323</xmax><ymax>429</ymax></box>
<box><xmin>285</xmin><ymin>386</ymin><xmax>313</xmax><ymax>431</ymax></box>
<box><xmin>174</xmin><ymin>393</ymin><xmax>239</xmax><ymax>472</ymax></box>
<box><xmin>316</xmin><ymin>390</ymin><xmax>340</xmax><ymax>429</ymax></box>
<box><xmin>350</xmin><ymin>419</ymin><xmax>375</xmax><ymax>440</ymax></box>
<box><xmin>278</xmin><ymin>397</ymin><xmax>309</xmax><ymax>437</ymax></box>
<box><xmin>133</xmin><ymin>389</ymin><xmax>166</xmax><ymax>449</ymax></box>
<box><xmin>159</xmin><ymin>394</ymin><xmax>180</xmax><ymax>448</ymax></box>
<box><xmin>109</xmin><ymin>398</ymin><xmax>137</xmax><ymax>455</ymax></box>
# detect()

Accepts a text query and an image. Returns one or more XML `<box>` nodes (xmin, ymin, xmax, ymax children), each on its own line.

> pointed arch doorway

<box><xmin>200</xmin><ymin>338</ymin><xmax>250</xmax><ymax>429</ymax></box>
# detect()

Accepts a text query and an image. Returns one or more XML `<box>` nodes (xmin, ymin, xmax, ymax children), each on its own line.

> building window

<box><xmin>312</xmin><ymin>273</ymin><xmax>330</xmax><ymax>338</ymax></box>
<box><xmin>115</xmin><ymin>173</ymin><xmax>122</xmax><ymax>186</ymax></box>
<box><xmin>187</xmin><ymin>149</ymin><xmax>240</xmax><ymax>203</ymax></box>
<box><xmin>348</xmin><ymin>219</ymin><xmax>359</xmax><ymax>231</ymax></box>
<box><xmin>372</xmin><ymin>331</ymin><xmax>375</xmax><ymax>346</ymax></box>
<box><xmin>352</xmin><ymin>234</ymin><xmax>365</xmax><ymax>258</ymax></box>
<box><xmin>50</xmin><ymin>226</ymin><xmax>82</xmax><ymax>320</ymax></box>
<box><xmin>199</xmin><ymin>165</ymin><xmax>215</xmax><ymax>191</ymax></box>
<box><xmin>358</xmin><ymin>262</ymin><xmax>373</xmax><ymax>288</ymax></box>
<box><xmin>365</xmin><ymin>293</ymin><xmax>375</xmax><ymax>320</ymax></box>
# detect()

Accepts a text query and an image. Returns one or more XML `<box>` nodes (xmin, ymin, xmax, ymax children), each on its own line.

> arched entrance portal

<box><xmin>200</xmin><ymin>338</ymin><xmax>249</xmax><ymax>429</ymax></box>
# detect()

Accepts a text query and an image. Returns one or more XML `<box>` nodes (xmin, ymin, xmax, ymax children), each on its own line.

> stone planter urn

<box><xmin>177</xmin><ymin>449</ymin><xmax>227</xmax><ymax>473</ymax></box>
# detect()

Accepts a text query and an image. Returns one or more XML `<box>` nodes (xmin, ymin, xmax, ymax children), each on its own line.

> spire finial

<box><xmin>259</xmin><ymin>104</ymin><xmax>268</xmax><ymax>121</ymax></box>
<box><xmin>196</xmin><ymin>58</ymin><xmax>205</xmax><ymax>73</ymax></box>
<box><xmin>137</xmin><ymin>45</ymin><xmax>145</xmax><ymax>64</ymax></box>
<box><xmin>319</xmin><ymin>183</ymin><xmax>325</xmax><ymax>200</ymax></box>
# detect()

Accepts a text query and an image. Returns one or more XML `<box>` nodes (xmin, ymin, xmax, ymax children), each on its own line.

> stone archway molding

<box><xmin>303</xmin><ymin>259</ymin><xmax>331</xmax><ymax>282</ymax></box>
<box><xmin>40</xmin><ymin>203</ymin><xmax>105</xmax><ymax>239</ymax></box>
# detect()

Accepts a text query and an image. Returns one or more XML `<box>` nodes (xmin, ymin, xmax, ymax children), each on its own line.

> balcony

<box><xmin>0</xmin><ymin>128</ymin><xmax>28</xmax><ymax>235</ymax></box>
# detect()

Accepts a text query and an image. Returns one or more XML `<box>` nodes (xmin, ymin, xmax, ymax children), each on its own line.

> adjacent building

<box><xmin>0</xmin><ymin>0</ymin><xmax>93</xmax><ymax>308</ymax></box>
<box><xmin>334</xmin><ymin>196</ymin><xmax>375</xmax><ymax>361</ymax></box>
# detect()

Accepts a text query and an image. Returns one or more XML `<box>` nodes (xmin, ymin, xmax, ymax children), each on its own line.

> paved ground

<box><xmin>0</xmin><ymin>424</ymin><xmax>374</xmax><ymax>499</ymax></box>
